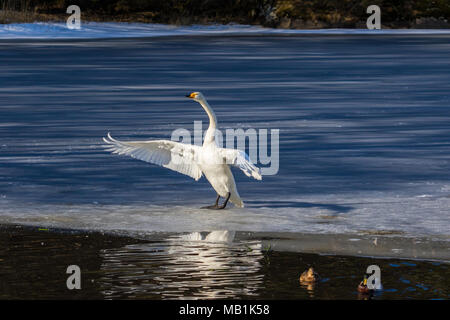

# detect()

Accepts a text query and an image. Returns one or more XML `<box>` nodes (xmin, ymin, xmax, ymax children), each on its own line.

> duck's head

<box><xmin>358</xmin><ymin>275</ymin><xmax>369</xmax><ymax>288</ymax></box>
<box><xmin>186</xmin><ymin>91</ymin><xmax>204</xmax><ymax>102</ymax></box>
<box><xmin>300</xmin><ymin>267</ymin><xmax>319</xmax><ymax>283</ymax></box>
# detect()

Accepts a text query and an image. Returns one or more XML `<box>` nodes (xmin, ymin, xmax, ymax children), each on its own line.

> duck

<box><xmin>299</xmin><ymin>267</ymin><xmax>320</xmax><ymax>283</ymax></box>
<box><xmin>357</xmin><ymin>274</ymin><xmax>372</xmax><ymax>294</ymax></box>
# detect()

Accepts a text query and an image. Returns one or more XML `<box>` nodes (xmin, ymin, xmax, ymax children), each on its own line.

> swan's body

<box><xmin>103</xmin><ymin>92</ymin><xmax>261</xmax><ymax>208</ymax></box>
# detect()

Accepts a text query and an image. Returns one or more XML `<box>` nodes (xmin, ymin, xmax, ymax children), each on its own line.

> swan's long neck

<box><xmin>198</xmin><ymin>98</ymin><xmax>217</xmax><ymax>145</ymax></box>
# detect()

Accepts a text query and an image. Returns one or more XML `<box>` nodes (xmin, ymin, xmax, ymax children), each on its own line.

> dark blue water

<box><xmin>1</xmin><ymin>224</ymin><xmax>449</xmax><ymax>299</ymax></box>
<box><xmin>0</xmin><ymin>34</ymin><xmax>450</xmax><ymax>239</ymax></box>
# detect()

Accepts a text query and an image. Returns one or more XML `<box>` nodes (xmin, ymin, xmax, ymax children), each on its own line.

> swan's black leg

<box><xmin>201</xmin><ymin>194</ymin><xmax>220</xmax><ymax>209</ymax></box>
<box><xmin>217</xmin><ymin>192</ymin><xmax>231</xmax><ymax>209</ymax></box>
<box><xmin>213</xmin><ymin>194</ymin><xmax>220</xmax><ymax>206</ymax></box>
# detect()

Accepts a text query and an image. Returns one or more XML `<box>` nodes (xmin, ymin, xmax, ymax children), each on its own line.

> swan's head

<box><xmin>186</xmin><ymin>91</ymin><xmax>204</xmax><ymax>102</ymax></box>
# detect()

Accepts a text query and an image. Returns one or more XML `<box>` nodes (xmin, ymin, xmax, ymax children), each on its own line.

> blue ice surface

<box><xmin>0</xmin><ymin>24</ymin><xmax>449</xmax><ymax>238</ymax></box>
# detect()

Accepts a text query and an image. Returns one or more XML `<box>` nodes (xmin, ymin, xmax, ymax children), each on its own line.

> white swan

<box><xmin>103</xmin><ymin>92</ymin><xmax>262</xmax><ymax>209</ymax></box>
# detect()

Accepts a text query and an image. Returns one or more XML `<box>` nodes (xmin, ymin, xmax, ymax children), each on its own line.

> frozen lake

<box><xmin>0</xmin><ymin>25</ymin><xmax>449</xmax><ymax>256</ymax></box>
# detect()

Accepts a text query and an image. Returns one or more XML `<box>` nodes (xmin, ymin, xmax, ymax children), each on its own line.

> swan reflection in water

<box><xmin>98</xmin><ymin>230</ymin><xmax>265</xmax><ymax>299</ymax></box>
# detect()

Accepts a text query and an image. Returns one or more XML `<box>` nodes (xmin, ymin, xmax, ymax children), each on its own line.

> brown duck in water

<box><xmin>357</xmin><ymin>275</ymin><xmax>372</xmax><ymax>294</ymax></box>
<box><xmin>299</xmin><ymin>267</ymin><xmax>320</xmax><ymax>283</ymax></box>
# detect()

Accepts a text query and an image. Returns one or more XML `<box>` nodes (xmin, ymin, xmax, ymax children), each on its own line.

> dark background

<box><xmin>1</xmin><ymin>0</ymin><xmax>450</xmax><ymax>28</ymax></box>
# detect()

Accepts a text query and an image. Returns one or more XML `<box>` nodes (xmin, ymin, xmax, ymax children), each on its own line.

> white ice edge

<box><xmin>1</xmin><ymin>22</ymin><xmax>450</xmax><ymax>39</ymax></box>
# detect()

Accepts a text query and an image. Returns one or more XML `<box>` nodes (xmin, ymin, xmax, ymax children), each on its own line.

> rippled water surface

<box><xmin>0</xmin><ymin>33</ymin><xmax>450</xmax><ymax>250</ymax></box>
<box><xmin>1</xmin><ymin>225</ymin><xmax>449</xmax><ymax>300</ymax></box>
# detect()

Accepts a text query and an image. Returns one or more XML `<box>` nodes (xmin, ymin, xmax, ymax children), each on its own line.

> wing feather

<box><xmin>103</xmin><ymin>133</ymin><xmax>203</xmax><ymax>181</ymax></box>
<box><xmin>219</xmin><ymin>148</ymin><xmax>262</xmax><ymax>180</ymax></box>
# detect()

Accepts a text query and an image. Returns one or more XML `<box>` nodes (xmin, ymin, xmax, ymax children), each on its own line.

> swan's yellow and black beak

<box><xmin>186</xmin><ymin>92</ymin><xmax>196</xmax><ymax>98</ymax></box>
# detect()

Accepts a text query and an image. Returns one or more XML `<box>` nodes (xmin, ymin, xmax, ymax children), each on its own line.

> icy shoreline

<box><xmin>1</xmin><ymin>190</ymin><xmax>449</xmax><ymax>239</ymax></box>
<box><xmin>1</xmin><ymin>223</ymin><xmax>448</xmax><ymax>261</ymax></box>
<box><xmin>1</xmin><ymin>22</ymin><xmax>450</xmax><ymax>39</ymax></box>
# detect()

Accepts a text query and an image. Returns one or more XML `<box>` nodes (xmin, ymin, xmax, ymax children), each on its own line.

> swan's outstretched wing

<box><xmin>219</xmin><ymin>148</ymin><xmax>262</xmax><ymax>180</ymax></box>
<box><xmin>103</xmin><ymin>133</ymin><xmax>203</xmax><ymax>180</ymax></box>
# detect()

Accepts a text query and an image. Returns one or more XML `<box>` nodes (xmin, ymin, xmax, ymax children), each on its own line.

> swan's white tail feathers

<box><xmin>230</xmin><ymin>192</ymin><xmax>244</xmax><ymax>208</ymax></box>
<box><xmin>234</xmin><ymin>200</ymin><xmax>244</xmax><ymax>208</ymax></box>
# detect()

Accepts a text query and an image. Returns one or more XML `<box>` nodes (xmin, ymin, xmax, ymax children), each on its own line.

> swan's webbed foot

<box><xmin>201</xmin><ymin>193</ymin><xmax>230</xmax><ymax>210</ymax></box>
